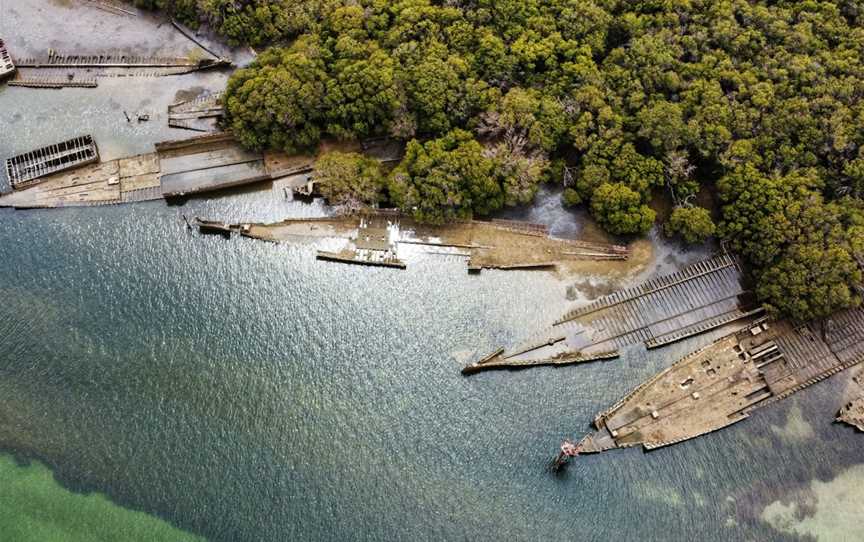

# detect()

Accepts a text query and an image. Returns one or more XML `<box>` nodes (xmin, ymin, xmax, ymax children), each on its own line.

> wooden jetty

<box><xmin>464</xmin><ymin>254</ymin><xmax>760</xmax><ymax>374</ymax></box>
<box><xmin>0</xmin><ymin>39</ymin><xmax>15</xmax><ymax>80</ymax></box>
<box><xmin>5</xmin><ymin>135</ymin><xmax>99</xmax><ymax>189</ymax></box>
<box><xmin>572</xmin><ymin>308</ymin><xmax>864</xmax><ymax>455</ymax></box>
<box><xmin>168</xmin><ymin>92</ymin><xmax>224</xmax><ymax>132</ymax></box>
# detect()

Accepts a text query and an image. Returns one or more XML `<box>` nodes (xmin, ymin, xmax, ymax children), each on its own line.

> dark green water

<box><xmin>0</xmin><ymin>196</ymin><xmax>862</xmax><ymax>542</ymax></box>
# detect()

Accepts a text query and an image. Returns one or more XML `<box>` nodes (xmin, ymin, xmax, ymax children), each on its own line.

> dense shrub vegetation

<box><xmin>144</xmin><ymin>0</ymin><xmax>864</xmax><ymax>321</ymax></box>
<box><xmin>313</xmin><ymin>151</ymin><xmax>385</xmax><ymax>210</ymax></box>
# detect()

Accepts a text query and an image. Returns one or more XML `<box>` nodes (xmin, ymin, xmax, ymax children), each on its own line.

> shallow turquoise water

<box><xmin>0</xmin><ymin>196</ymin><xmax>862</xmax><ymax>542</ymax></box>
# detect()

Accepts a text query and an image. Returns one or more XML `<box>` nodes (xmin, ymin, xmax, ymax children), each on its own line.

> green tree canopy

<box><xmin>313</xmin><ymin>151</ymin><xmax>384</xmax><ymax>208</ymax></box>
<box><xmin>665</xmin><ymin>206</ymin><xmax>716</xmax><ymax>244</ymax></box>
<box><xmin>480</xmin><ymin>87</ymin><xmax>567</xmax><ymax>152</ymax></box>
<box><xmin>224</xmin><ymin>38</ymin><xmax>329</xmax><ymax>152</ymax></box>
<box><xmin>323</xmin><ymin>41</ymin><xmax>401</xmax><ymax>140</ymax></box>
<box><xmin>757</xmin><ymin>243</ymin><xmax>861</xmax><ymax>322</ymax></box>
<box><xmin>388</xmin><ymin>130</ymin><xmax>504</xmax><ymax>224</ymax></box>
<box><xmin>590</xmin><ymin>182</ymin><xmax>656</xmax><ymax>236</ymax></box>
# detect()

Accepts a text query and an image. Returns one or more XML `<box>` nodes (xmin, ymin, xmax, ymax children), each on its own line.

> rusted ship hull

<box><xmin>575</xmin><ymin>308</ymin><xmax>864</xmax><ymax>454</ymax></box>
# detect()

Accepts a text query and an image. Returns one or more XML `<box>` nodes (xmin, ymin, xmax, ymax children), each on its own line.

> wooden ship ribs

<box><xmin>0</xmin><ymin>38</ymin><xmax>15</xmax><ymax>80</ymax></box>
<box><xmin>5</xmin><ymin>135</ymin><xmax>99</xmax><ymax>189</ymax></box>
<box><xmin>575</xmin><ymin>308</ymin><xmax>864</xmax><ymax>454</ymax></box>
<box><xmin>13</xmin><ymin>50</ymin><xmax>227</xmax><ymax>70</ymax></box>
<box><xmin>5</xmin><ymin>48</ymin><xmax>230</xmax><ymax>87</ymax></box>
<box><xmin>463</xmin><ymin>254</ymin><xmax>762</xmax><ymax>374</ymax></box>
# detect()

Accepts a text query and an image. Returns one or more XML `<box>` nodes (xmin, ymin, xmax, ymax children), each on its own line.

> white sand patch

<box><xmin>761</xmin><ymin>464</ymin><xmax>864</xmax><ymax>541</ymax></box>
<box><xmin>769</xmin><ymin>403</ymin><xmax>815</xmax><ymax>442</ymax></box>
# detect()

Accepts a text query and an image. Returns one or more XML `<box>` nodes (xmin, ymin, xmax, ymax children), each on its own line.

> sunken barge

<box><xmin>0</xmin><ymin>133</ymin><xmax>318</xmax><ymax>208</ymax></box>
<box><xmin>194</xmin><ymin>212</ymin><xmax>630</xmax><ymax>273</ymax></box>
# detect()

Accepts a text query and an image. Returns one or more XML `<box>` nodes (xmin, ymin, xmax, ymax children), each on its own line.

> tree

<box><xmin>562</xmin><ymin>188</ymin><xmax>582</xmax><ymax>207</ymax></box>
<box><xmin>479</xmin><ymin>87</ymin><xmax>567</xmax><ymax>152</ymax></box>
<box><xmin>484</xmin><ymin>142</ymin><xmax>549</xmax><ymax>206</ymax></box>
<box><xmin>590</xmin><ymin>183</ymin><xmax>656</xmax><ymax>235</ymax></box>
<box><xmin>665</xmin><ymin>206</ymin><xmax>716</xmax><ymax>244</ymax></box>
<box><xmin>388</xmin><ymin>130</ymin><xmax>504</xmax><ymax>224</ymax></box>
<box><xmin>313</xmin><ymin>152</ymin><xmax>384</xmax><ymax>208</ymax></box>
<box><xmin>394</xmin><ymin>43</ymin><xmax>495</xmax><ymax>137</ymax></box>
<box><xmin>636</xmin><ymin>100</ymin><xmax>689</xmax><ymax>153</ymax></box>
<box><xmin>610</xmin><ymin>144</ymin><xmax>665</xmax><ymax>197</ymax></box>
<box><xmin>756</xmin><ymin>243</ymin><xmax>861</xmax><ymax>322</ymax></box>
<box><xmin>224</xmin><ymin>39</ymin><xmax>329</xmax><ymax>153</ymax></box>
<box><xmin>323</xmin><ymin>42</ymin><xmax>401</xmax><ymax>140</ymax></box>
<box><xmin>717</xmin><ymin>166</ymin><xmax>823</xmax><ymax>267</ymax></box>
<box><xmin>842</xmin><ymin>158</ymin><xmax>864</xmax><ymax>197</ymax></box>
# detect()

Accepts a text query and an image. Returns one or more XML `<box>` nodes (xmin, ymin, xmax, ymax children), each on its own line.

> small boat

<box><xmin>550</xmin><ymin>439</ymin><xmax>580</xmax><ymax>471</ymax></box>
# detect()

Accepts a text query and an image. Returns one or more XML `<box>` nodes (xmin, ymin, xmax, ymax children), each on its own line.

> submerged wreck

<box><xmin>0</xmin><ymin>133</ymin><xmax>312</xmax><ymax>208</ymax></box>
<box><xmin>195</xmin><ymin>212</ymin><xmax>629</xmax><ymax>272</ymax></box>
<box><xmin>0</xmin><ymin>38</ymin><xmax>15</xmax><ymax>80</ymax></box>
<box><xmin>838</xmin><ymin>398</ymin><xmax>864</xmax><ymax>432</ymax></box>
<box><xmin>4</xmin><ymin>135</ymin><xmax>99</xmax><ymax>189</ymax></box>
<box><xmin>555</xmin><ymin>308</ymin><xmax>864</xmax><ymax>464</ymax></box>
<box><xmin>168</xmin><ymin>91</ymin><xmax>225</xmax><ymax>132</ymax></box>
<box><xmin>464</xmin><ymin>254</ymin><xmax>762</xmax><ymax>374</ymax></box>
<box><xmin>0</xmin><ymin>26</ymin><xmax>230</xmax><ymax>89</ymax></box>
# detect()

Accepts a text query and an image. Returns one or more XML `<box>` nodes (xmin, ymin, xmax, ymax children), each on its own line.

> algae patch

<box><xmin>0</xmin><ymin>454</ymin><xmax>203</xmax><ymax>542</ymax></box>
